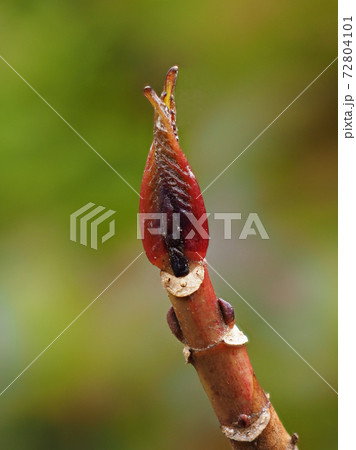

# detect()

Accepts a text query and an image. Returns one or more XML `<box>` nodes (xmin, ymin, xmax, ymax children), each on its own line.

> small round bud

<box><xmin>167</xmin><ymin>307</ymin><xmax>185</xmax><ymax>343</ymax></box>
<box><xmin>218</xmin><ymin>298</ymin><xmax>235</xmax><ymax>327</ymax></box>
<box><xmin>237</xmin><ymin>414</ymin><xmax>250</xmax><ymax>428</ymax></box>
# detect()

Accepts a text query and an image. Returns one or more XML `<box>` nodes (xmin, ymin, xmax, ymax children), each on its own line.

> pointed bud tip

<box><xmin>163</xmin><ymin>66</ymin><xmax>179</xmax><ymax>108</ymax></box>
<box><xmin>140</xmin><ymin>67</ymin><xmax>209</xmax><ymax>273</ymax></box>
<box><xmin>143</xmin><ymin>85</ymin><xmax>152</xmax><ymax>95</ymax></box>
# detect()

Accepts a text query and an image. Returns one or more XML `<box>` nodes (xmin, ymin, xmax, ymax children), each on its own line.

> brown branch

<box><xmin>162</xmin><ymin>261</ymin><xmax>297</xmax><ymax>449</ymax></box>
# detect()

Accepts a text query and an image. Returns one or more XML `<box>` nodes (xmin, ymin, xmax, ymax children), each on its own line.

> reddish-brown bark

<box><xmin>165</xmin><ymin>262</ymin><xmax>295</xmax><ymax>449</ymax></box>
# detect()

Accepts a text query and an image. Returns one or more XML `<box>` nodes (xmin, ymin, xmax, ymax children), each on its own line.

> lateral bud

<box><xmin>167</xmin><ymin>307</ymin><xmax>185</xmax><ymax>343</ymax></box>
<box><xmin>237</xmin><ymin>414</ymin><xmax>250</xmax><ymax>428</ymax></box>
<box><xmin>218</xmin><ymin>298</ymin><xmax>235</xmax><ymax>328</ymax></box>
<box><xmin>221</xmin><ymin>402</ymin><xmax>271</xmax><ymax>443</ymax></box>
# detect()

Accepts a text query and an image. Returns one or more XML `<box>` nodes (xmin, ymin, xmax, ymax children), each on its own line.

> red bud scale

<box><xmin>139</xmin><ymin>66</ymin><xmax>209</xmax><ymax>277</ymax></box>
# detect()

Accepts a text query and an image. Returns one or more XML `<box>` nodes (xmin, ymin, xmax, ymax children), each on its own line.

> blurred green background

<box><xmin>0</xmin><ymin>1</ymin><xmax>337</xmax><ymax>449</ymax></box>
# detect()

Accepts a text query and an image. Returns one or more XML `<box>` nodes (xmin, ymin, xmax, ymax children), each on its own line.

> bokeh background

<box><xmin>0</xmin><ymin>1</ymin><xmax>337</xmax><ymax>449</ymax></box>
